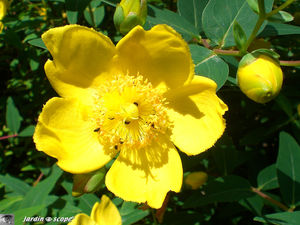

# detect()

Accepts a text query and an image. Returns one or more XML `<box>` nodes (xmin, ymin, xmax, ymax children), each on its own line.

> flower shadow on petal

<box><xmin>168</xmin><ymin>96</ymin><xmax>204</xmax><ymax>118</ymax></box>
<box><xmin>116</xmin><ymin>134</ymin><xmax>171</xmax><ymax>179</ymax></box>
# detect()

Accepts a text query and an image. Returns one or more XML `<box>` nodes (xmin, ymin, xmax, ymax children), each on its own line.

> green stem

<box><xmin>213</xmin><ymin>49</ymin><xmax>241</xmax><ymax>56</ymax></box>
<box><xmin>244</xmin><ymin>0</ymin><xmax>266</xmax><ymax>51</ymax></box>
<box><xmin>280</xmin><ymin>60</ymin><xmax>300</xmax><ymax>67</ymax></box>
<box><xmin>151</xmin><ymin>209</ymin><xmax>158</xmax><ymax>225</ymax></box>
<box><xmin>266</xmin><ymin>0</ymin><xmax>296</xmax><ymax>18</ymax></box>
<box><xmin>88</xmin><ymin>3</ymin><xmax>96</xmax><ymax>28</ymax></box>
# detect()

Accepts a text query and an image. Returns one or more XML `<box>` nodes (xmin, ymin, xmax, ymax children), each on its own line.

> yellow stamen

<box><xmin>93</xmin><ymin>74</ymin><xmax>171</xmax><ymax>150</ymax></box>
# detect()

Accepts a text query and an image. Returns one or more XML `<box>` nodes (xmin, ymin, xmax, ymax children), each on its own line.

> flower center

<box><xmin>93</xmin><ymin>74</ymin><xmax>170</xmax><ymax>150</ymax></box>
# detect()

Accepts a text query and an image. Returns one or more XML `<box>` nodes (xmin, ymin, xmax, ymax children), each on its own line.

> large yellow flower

<box><xmin>69</xmin><ymin>195</ymin><xmax>121</xmax><ymax>225</ymax></box>
<box><xmin>33</xmin><ymin>24</ymin><xmax>227</xmax><ymax>208</ymax></box>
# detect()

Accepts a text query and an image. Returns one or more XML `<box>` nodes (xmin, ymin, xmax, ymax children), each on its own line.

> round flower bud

<box><xmin>72</xmin><ymin>168</ymin><xmax>106</xmax><ymax>197</ymax></box>
<box><xmin>237</xmin><ymin>53</ymin><xmax>283</xmax><ymax>104</ymax></box>
<box><xmin>113</xmin><ymin>0</ymin><xmax>147</xmax><ymax>34</ymax></box>
<box><xmin>184</xmin><ymin>171</ymin><xmax>208</xmax><ymax>190</ymax></box>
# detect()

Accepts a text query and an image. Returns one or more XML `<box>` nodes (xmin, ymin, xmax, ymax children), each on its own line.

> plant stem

<box><xmin>151</xmin><ymin>209</ymin><xmax>159</xmax><ymax>225</ymax></box>
<box><xmin>265</xmin><ymin>0</ymin><xmax>295</xmax><ymax>18</ymax></box>
<box><xmin>0</xmin><ymin>134</ymin><xmax>18</xmax><ymax>140</ymax></box>
<box><xmin>244</xmin><ymin>0</ymin><xmax>266</xmax><ymax>51</ymax></box>
<box><xmin>251</xmin><ymin>187</ymin><xmax>291</xmax><ymax>212</ymax></box>
<box><xmin>33</xmin><ymin>172</ymin><xmax>44</xmax><ymax>186</ymax></box>
<box><xmin>88</xmin><ymin>3</ymin><xmax>96</xmax><ymax>28</ymax></box>
<box><xmin>213</xmin><ymin>49</ymin><xmax>241</xmax><ymax>56</ymax></box>
<box><xmin>280</xmin><ymin>60</ymin><xmax>300</xmax><ymax>67</ymax></box>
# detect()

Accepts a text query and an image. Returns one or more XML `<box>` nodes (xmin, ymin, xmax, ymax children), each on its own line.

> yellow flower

<box><xmin>33</xmin><ymin>24</ymin><xmax>227</xmax><ymax>208</ymax></box>
<box><xmin>184</xmin><ymin>171</ymin><xmax>208</xmax><ymax>190</ymax></box>
<box><xmin>237</xmin><ymin>54</ymin><xmax>283</xmax><ymax>104</ymax></box>
<box><xmin>68</xmin><ymin>195</ymin><xmax>121</xmax><ymax>225</ymax></box>
<box><xmin>0</xmin><ymin>0</ymin><xmax>10</xmax><ymax>32</ymax></box>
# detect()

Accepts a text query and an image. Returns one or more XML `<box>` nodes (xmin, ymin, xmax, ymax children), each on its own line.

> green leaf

<box><xmin>27</xmin><ymin>38</ymin><xmax>48</xmax><ymax>50</ymax></box>
<box><xmin>0</xmin><ymin>174</ymin><xmax>31</xmax><ymax>196</ymax></box>
<box><xmin>233</xmin><ymin>21</ymin><xmax>247</xmax><ymax>52</ymax></box>
<box><xmin>0</xmin><ymin>196</ymin><xmax>23</xmax><ymax>212</ymax></box>
<box><xmin>77</xmin><ymin>194</ymin><xmax>100</xmax><ymax>214</ymax></box>
<box><xmin>177</xmin><ymin>0</ymin><xmax>209</xmax><ymax>33</ymax></box>
<box><xmin>239</xmin><ymin>195</ymin><xmax>264</xmax><ymax>216</ymax></box>
<box><xmin>13</xmin><ymin>205</ymin><xmax>46</xmax><ymax>225</ymax></box>
<box><xmin>84</xmin><ymin>0</ymin><xmax>105</xmax><ymax>27</ymax></box>
<box><xmin>202</xmin><ymin>0</ymin><xmax>273</xmax><ymax>47</ymax></box>
<box><xmin>120</xmin><ymin>201</ymin><xmax>149</xmax><ymax>225</ymax></box>
<box><xmin>254</xmin><ymin>211</ymin><xmax>300</xmax><ymax>225</ymax></box>
<box><xmin>18</xmin><ymin>165</ymin><xmax>63</xmax><ymax>209</ymax></box>
<box><xmin>276</xmin><ymin>132</ymin><xmax>300</xmax><ymax>207</ymax></box>
<box><xmin>257</xmin><ymin>164</ymin><xmax>279</xmax><ymax>191</ymax></box>
<box><xmin>259</xmin><ymin>22</ymin><xmax>300</xmax><ymax>37</ymax></box>
<box><xmin>6</xmin><ymin>97</ymin><xmax>23</xmax><ymax>134</ymax></box>
<box><xmin>184</xmin><ymin>175</ymin><xmax>254</xmax><ymax>207</ymax></box>
<box><xmin>65</xmin><ymin>0</ymin><xmax>92</xmax><ymax>24</ymax></box>
<box><xmin>27</xmin><ymin>38</ymin><xmax>47</xmax><ymax>50</ymax></box>
<box><xmin>246</xmin><ymin>0</ymin><xmax>259</xmax><ymax>13</ymax></box>
<box><xmin>212</xmin><ymin>139</ymin><xmax>251</xmax><ymax>176</ymax></box>
<box><xmin>146</xmin><ymin>5</ymin><xmax>199</xmax><ymax>41</ymax></box>
<box><xmin>189</xmin><ymin>45</ymin><xmax>229</xmax><ymax>90</ymax></box>
<box><xmin>19</xmin><ymin>125</ymin><xmax>35</xmax><ymax>137</ymax></box>
<box><xmin>268</xmin><ymin>11</ymin><xmax>294</xmax><ymax>23</ymax></box>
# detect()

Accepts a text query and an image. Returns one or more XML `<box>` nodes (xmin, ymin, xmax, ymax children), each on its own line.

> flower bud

<box><xmin>72</xmin><ymin>168</ymin><xmax>106</xmax><ymax>197</ymax></box>
<box><xmin>237</xmin><ymin>53</ymin><xmax>283</xmax><ymax>104</ymax></box>
<box><xmin>113</xmin><ymin>0</ymin><xmax>147</xmax><ymax>34</ymax></box>
<box><xmin>184</xmin><ymin>171</ymin><xmax>208</xmax><ymax>190</ymax></box>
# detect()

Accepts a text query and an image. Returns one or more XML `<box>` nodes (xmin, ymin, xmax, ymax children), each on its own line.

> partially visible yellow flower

<box><xmin>69</xmin><ymin>195</ymin><xmax>121</xmax><ymax>225</ymax></box>
<box><xmin>237</xmin><ymin>54</ymin><xmax>283</xmax><ymax>104</ymax></box>
<box><xmin>33</xmin><ymin>24</ymin><xmax>227</xmax><ymax>208</ymax></box>
<box><xmin>0</xmin><ymin>0</ymin><xmax>10</xmax><ymax>32</ymax></box>
<box><xmin>184</xmin><ymin>171</ymin><xmax>208</xmax><ymax>190</ymax></box>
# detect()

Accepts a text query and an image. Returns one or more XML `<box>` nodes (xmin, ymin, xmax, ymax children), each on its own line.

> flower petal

<box><xmin>116</xmin><ymin>24</ymin><xmax>194</xmax><ymax>90</ymax></box>
<box><xmin>33</xmin><ymin>97</ymin><xmax>115</xmax><ymax>173</ymax></box>
<box><xmin>42</xmin><ymin>25</ymin><xmax>116</xmax><ymax>104</ymax></box>
<box><xmin>165</xmin><ymin>76</ymin><xmax>228</xmax><ymax>155</ymax></box>
<box><xmin>105</xmin><ymin>135</ymin><xmax>182</xmax><ymax>209</ymax></box>
<box><xmin>68</xmin><ymin>214</ymin><xmax>96</xmax><ymax>225</ymax></box>
<box><xmin>91</xmin><ymin>195</ymin><xmax>121</xmax><ymax>225</ymax></box>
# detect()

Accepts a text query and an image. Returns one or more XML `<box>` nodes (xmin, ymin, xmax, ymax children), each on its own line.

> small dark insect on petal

<box><xmin>94</xmin><ymin>128</ymin><xmax>100</xmax><ymax>132</ymax></box>
<box><xmin>125</xmin><ymin>121</ymin><xmax>130</xmax><ymax>125</ymax></box>
<box><xmin>108</xmin><ymin>117</ymin><xmax>115</xmax><ymax>120</ymax></box>
<box><xmin>133</xmin><ymin>102</ymin><xmax>138</xmax><ymax>106</ymax></box>
<box><xmin>114</xmin><ymin>145</ymin><xmax>118</xmax><ymax>150</ymax></box>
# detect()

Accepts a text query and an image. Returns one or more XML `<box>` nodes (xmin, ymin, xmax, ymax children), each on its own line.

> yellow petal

<box><xmin>105</xmin><ymin>135</ymin><xmax>182</xmax><ymax>209</ymax></box>
<box><xmin>42</xmin><ymin>25</ymin><xmax>116</xmax><ymax>104</ymax></box>
<box><xmin>68</xmin><ymin>214</ymin><xmax>96</xmax><ymax>225</ymax></box>
<box><xmin>33</xmin><ymin>97</ymin><xmax>115</xmax><ymax>173</ymax></box>
<box><xmin>116</xmin><ymin>24</ymin><xmax>194</xmax><ymax>90</ymax></box>
<box><xmin>91</xmin><ymin>195</ymin><xmax>122</xmax><ymax>225</ymax></box>
<box><xmin>165</xmin><ymin>76</ymin><xmax>228</xmax><ymax>155</ymax></box>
